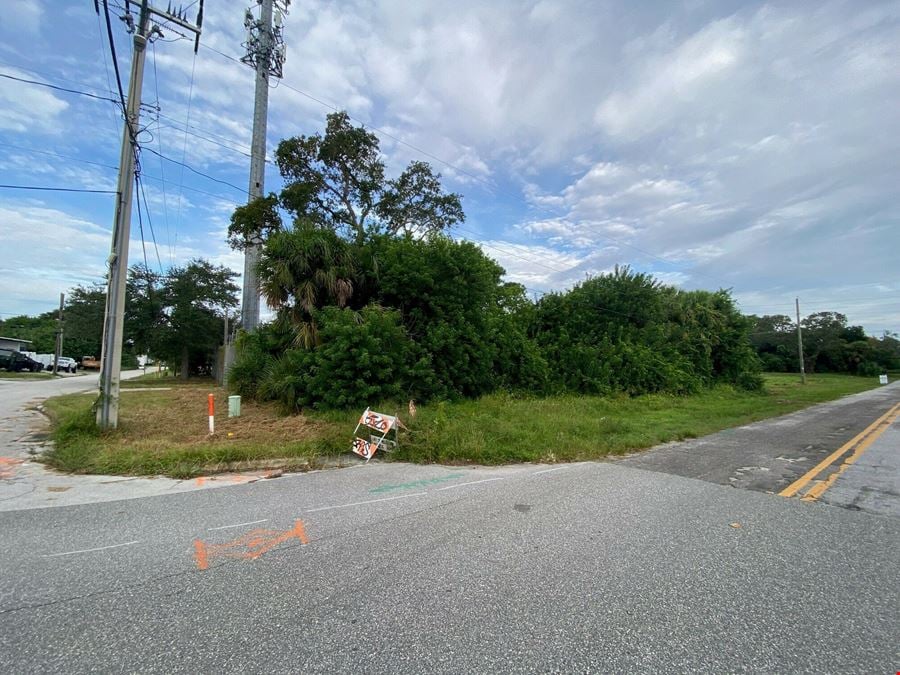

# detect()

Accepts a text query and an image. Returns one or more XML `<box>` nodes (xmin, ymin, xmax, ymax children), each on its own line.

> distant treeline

<box><xmin>747</xmin><ymin>313</ymin><xmax>898</xmax><ymax>376</ymax></box>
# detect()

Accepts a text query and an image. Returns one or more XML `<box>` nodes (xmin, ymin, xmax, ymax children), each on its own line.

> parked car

<box><xmin>0</xmin><ymin>348</ymin><xmax>13</xmax><ymax>371</ymax></box>
<box><xmin>0</xmin><ymin>349</ymin><xmax>44</xmax><ymax>372</ymax></box>
<box><xmin>57</xmin><ymin>357</ymin><xmax>77</xmax><ymax>373</ymax></box>
<box><xmin>81</xmin><ymin>355</ymin><xmax>101</xmax><ymax>370</ymax></box>
<box><xmin>22</xmin><ymin>352</ymin><xmax>54</xmax><ymax>371</ymax></box>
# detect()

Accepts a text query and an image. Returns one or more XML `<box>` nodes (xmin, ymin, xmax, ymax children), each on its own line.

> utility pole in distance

<box><xmin>52</xmin><ymin>293</ymin><xmax>64</xmax><ymax>376</ymax></box>
<box><xmin>95</xmin><ymin>0</ymin><xmax>203</xmax><ymax>430</ymax></box>
<box><xmin>240</xmin><ymin>0</ymin><xmax>289</xmax><ymax>332</ymax></box>
<box><xmin>796</xmin><ymin>297</ymin><xmax>806</xmax><ymax>385</ymax></box>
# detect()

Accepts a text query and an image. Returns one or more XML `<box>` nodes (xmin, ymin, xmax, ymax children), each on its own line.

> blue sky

<box><xmin>1</xmin><ymin>0</ymin><xmax>898</xmax><ymax>333</ymax></box>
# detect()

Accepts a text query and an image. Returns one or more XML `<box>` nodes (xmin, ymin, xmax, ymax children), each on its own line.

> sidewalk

<box><xmin>0</xmin><ymin>371</ymin><xmax>293</xmax><ymax>511</ymax></box>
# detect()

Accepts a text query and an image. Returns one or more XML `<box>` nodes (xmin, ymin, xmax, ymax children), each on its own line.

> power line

<box><xmin>0</xmin><ymin>184</ymin><xmax>116</xmax><ymax>194</ymax></box>
<box><xmin>153</xmin><ymin>119</ymin><xmax>254</xmax><ymax>159</ymax></box>
<box><xmin>0</xmin><ymin>72</ymin><xmax>120</xmax><ymax>105</ymax></box>
<box><xmin>101</xmin><ymin>0</ymin><xmax>128</xmax><ymax>117</ymax></box>
<box><xmin>173</xmin><ymin>52</ymin><xmax>199</xmax><ymax>266</ymax></box>
<box><xmin>142</xmin><ymin>146</ymin><xmax>248</xmax><ymax>195</ymax></box>
<box><xmin>0</xmin><ymin>142</ymin><xmax>119</xmax><ymax>171</ymax></box>
<box><xmin>0</xmin><ymin>58</ymin><xmax>256</xmax><ymax>162</ymax></box>
<box><xmin>150</xmin><ymin>42</ymin><xmax>174</xmax><ymax>266</ymax></box>
<box><xmin>0</xmin><ymin>141</ymin><xmax>243</xmax><ymax>205</ymax></box>
<box><xmin>134</xmin><ymin>174</ymin><xmax>151</xmax><ymax>273</ymax></box>
<box><xmin>135</xmin><ymin>175</ymin><xmax>164</xmax><ymax>273</ymax></box>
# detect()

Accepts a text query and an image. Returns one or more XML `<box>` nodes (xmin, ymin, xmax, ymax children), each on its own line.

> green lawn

<box><xmin>385</xmin><ymin>373</ymin><xmax>882</xmax><ymax>463</ymax></box>
<box><xmin>0</xmin><ymin>371</ymin><xmax>54</xmax><ymax>380</ymax></box>
<box><xmin>42</xmin><ymin>372</ymin><xmax>881</xmax><ymax>477</ymax></box>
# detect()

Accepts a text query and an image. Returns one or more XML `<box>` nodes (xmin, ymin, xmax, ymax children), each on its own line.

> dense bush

<box><xmin>231</xmin><ymin>238</ymin><xmax>765</xmax><ymax>409</ymax></box>
<box><xmin>531</xmin><ymin>267</ymin><xmax>761</xmax><ymax>395</ymax></box>
<box><xmin>370</xmin><ymin>235</ymin><xmax>544</xmax><ymax>399</ymax></box>
<box><xmin>233</xmin><ymin>306</ymin><xmax>423</xmax><ymax>411</ymax></box>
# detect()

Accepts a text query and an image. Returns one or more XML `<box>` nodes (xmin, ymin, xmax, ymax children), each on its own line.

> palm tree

<box><xmin>257</xmin><ymin>221</ymin><xmax>357</xmax><ymax>348</ymax></box>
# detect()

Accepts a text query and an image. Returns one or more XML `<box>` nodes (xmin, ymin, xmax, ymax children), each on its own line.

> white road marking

<box><xmin>42</xmin><ymin>540</ymin><xmax>140</xmax><ymax>558</ymax></box>
<box><xmin>305</xmin><ymin>492</ymin><xmax>427</xmax><ymax>513</ymax></box>
<box><xmin>435</xmin><ymin>477</ymin><xmax>505</xmax><ymax>491</ymax></box>
<box><xmin>207</xmin><ymin>519</ymin><xmax>269</xmax><ymax>531</ymax></box>
<box><xmin>533</xmin><ymin>466</ymin><xmax>571</xmax><ymax>475</ymax></box>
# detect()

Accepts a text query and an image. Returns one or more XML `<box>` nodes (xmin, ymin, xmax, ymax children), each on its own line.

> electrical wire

<box><xmin>0</xmin><ymin>141</ymin><xmax>243</xmax><ymax>206</ymax></box>
<box><xmin>134</xmin><ymin>173</ymin><xmax>151</xmax><ymax>274</ymax></box>
<box><xmin>173</xmin><ymin>52</ymin><xmax>199</xmax><ymax>264</ymax></box>
<box><xmin>0</xmin><ymin>142</ymin><xmax>119</xmax><ymax>171</ymax></box>
<box><xmin>150</xmin><ymin>42</ymin><xmax>174</xmax><ymax>266</ymax></box>
<box><xmin>136</xmin><ymin>175</ymin><xmax>164</xmax><ymax>273</ymax></box>
<box><xmin>0</xmin><ymin>72</ymin><xmax>120</xmax><ymax>105</ymax></box>
<box><xmin>0</xmin><ymin>184</ymin><xmax>116</xmax><ymax>194</ymax></box>
<box><xmin>142</xmin><ymin>147</ymin><xmax>248</xmax><ymax>195</ymax></box>
<box><xmin>101</xmin><ymin>0</ymin><xmax>128</xmax><ymax>117</ymax></box>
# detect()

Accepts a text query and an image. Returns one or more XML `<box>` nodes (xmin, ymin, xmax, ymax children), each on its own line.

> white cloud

<box><xmin>1</xmin><ymin>0</ymin><xmax>898</xmax><ymax>334</ymax></box>
<box><xmin>0</xmin><ymin>67</ymin><xmax>68</xmax><ymax>134</ymax></box>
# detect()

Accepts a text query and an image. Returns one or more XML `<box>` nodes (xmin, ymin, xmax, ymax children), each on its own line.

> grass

<box><xmin>388</xmin><ymin>373</ymin><xmax>881</xmax><ymax>464</ymax></box>
<box><xmin>41</xmin><ymin>372</ymin><xmax>881</xmax><ymax>477</ymax></box>
<box><xmin>121</xmin><ymin>370</ymin><xmax>207</xmax><ymax>386</ymax></box>
<box><xmin>0</xmin><ymin>371</ymin><xmax>55</xmax><ymax>380</ymax></box>
<box><xmin>42</xmin><ymin>387</ymin><xmax>347</xmax><ymax>479</ymax></box>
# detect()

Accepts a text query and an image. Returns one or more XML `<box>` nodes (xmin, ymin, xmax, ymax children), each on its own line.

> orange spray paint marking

<box><xmin>193</xmin><ymin>519</ymin><xmax>309</xmax><ymax>571</ymax></box>
<box><xmin>194</xmin><ymin>539</ymin><xmax>209</xmax><ymax>571</ymax></box>
<box><xmin>0</xmin><ymin>457</ymin><xmax>24</xmax><ymax>480</ymax></box>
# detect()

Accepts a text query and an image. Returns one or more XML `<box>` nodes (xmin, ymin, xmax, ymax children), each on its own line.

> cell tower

<box><xmin>239</xmin><ymin>0</ymin><xmax>289</xmax><ymax>332</ymax></box>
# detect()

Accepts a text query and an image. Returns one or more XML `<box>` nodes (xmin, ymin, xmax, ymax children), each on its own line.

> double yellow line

<box><xmin>780</xmin><ymin>401</ymin><xmax>900</xmax><ymax>502</ymax></box>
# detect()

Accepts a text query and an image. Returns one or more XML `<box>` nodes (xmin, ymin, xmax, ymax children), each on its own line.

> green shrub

<box><xmin>299</xmin><ymin>305</ymin><xmax>418</xmax><ymax>409</ymax></box>
<box><xmin>228</xmin><ymin>331</ymin><xmax>273</xmax><ymax>398</ymax></box>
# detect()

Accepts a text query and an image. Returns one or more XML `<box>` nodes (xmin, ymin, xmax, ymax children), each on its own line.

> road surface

<box><xmin>0</xmin><ymin>379</ymin><xmax>897</xmax><ymax>673</ymax></box>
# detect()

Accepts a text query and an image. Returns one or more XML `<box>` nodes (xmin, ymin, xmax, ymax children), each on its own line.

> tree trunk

<box><xmin>180</xmin><ymin>346</ymin><xmax>189</xmax><ymax>381</ymax></box>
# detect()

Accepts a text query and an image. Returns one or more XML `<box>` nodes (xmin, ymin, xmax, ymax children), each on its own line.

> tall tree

<box><xmin>125</xmin><ymin>265</ymin><xmax>164</xmax><ymax>357</ymax></box>
<box><xmin>154</xmin><ymin>260</ymin><xmax>239</xmax><ymax>379</ymax></box>
<box><xmin>228</xmin><ymin>111</ymin><xmax>464</xmax><ymax>247</ymax></box>
<box><xmin>64</xmin><ymin>284</ymin><xmax>108</xmax><ymax>360</ymax></box>
<box><xmin>0</xmin><ymin>313</ymin><xmax>56</xmax><ymax>353</ymax></box>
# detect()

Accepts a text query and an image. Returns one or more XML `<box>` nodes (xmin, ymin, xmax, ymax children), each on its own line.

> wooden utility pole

<box><xmin>95</xmin><ymin>0</ymin><xmax>203</xmax><ymax>429</ymax></box>
<box><xmin>796</xmin><ymin>297</ymin><xmax>806</xmax><ymax>384</ymax></box>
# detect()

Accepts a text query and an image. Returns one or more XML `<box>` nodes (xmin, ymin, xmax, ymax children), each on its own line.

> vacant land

<box><xmin>41</xmin><ymin>373</ymin><xmax>880</xmax><ymax>477</ymax></box>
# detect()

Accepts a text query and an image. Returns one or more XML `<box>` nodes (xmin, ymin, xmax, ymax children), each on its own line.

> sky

<box><xmin>0</xmin><ymin>0</ymin><xmax>897</xmax><ymax>334</ymax></box>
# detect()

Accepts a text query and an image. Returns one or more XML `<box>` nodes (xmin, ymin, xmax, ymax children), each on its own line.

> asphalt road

<box><xmin>618</xmin><ymin>380</ymin><xmax>900</xmax><ymax>507</ymax></box>
<box><xmin>1</xmin><ymin>378</ymin><xmax>898</xmax><ymax>672</ymax></box>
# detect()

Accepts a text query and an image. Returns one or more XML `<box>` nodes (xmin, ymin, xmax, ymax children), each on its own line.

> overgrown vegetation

<box><xmin>228</xmin><ymin>112</ymin><xmax>764</xmax><ymax>412</ymax></box>
<box><xmin>42</xmin><ymin>374</ymin><xmax>879</xmax><ymax>476</ymax></box>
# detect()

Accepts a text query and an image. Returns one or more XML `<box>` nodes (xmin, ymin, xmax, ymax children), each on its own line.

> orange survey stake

<box><xmin>208</xmin><ymin>393</ymin><xmax>215</xmax><ymax>434</ymax></box>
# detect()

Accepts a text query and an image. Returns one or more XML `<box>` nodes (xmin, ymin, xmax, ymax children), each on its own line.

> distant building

<box><xmin>0</xmin><ymin>337</ymin><xmax>32</xmax><ymax>352</ymax></box>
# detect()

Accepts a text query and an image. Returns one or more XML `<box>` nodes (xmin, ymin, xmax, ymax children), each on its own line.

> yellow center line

<box><xmin>779</xmin><ymin>401</ymin><xmax>900</xmax><ymax>499</ymax></box>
